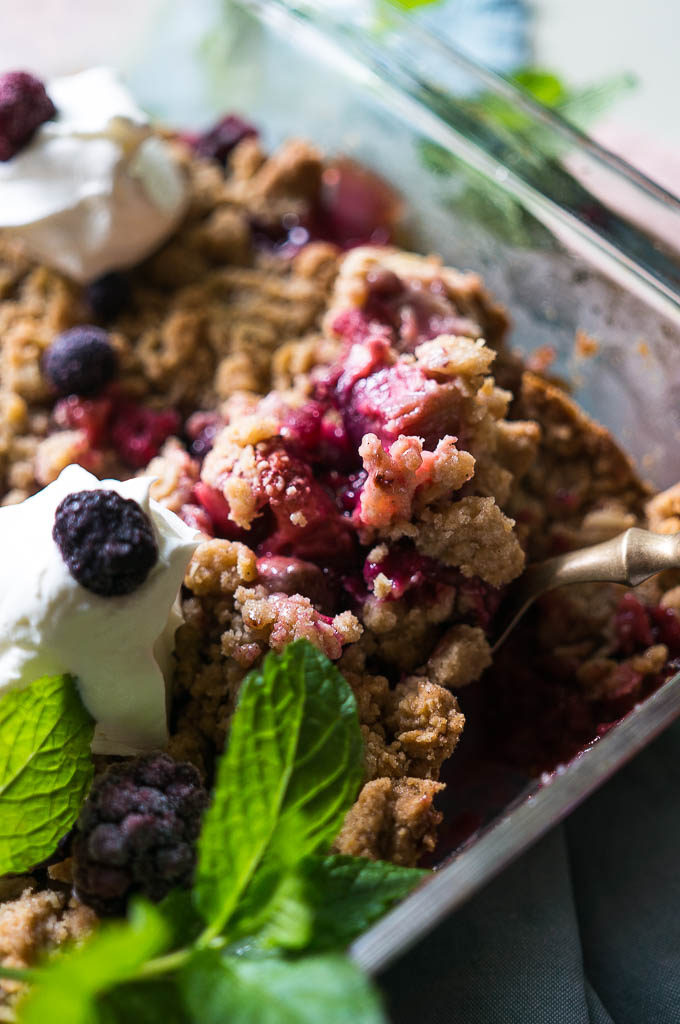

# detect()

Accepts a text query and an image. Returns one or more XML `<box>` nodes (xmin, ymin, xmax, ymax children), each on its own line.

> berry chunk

<box><xmin>256</xmin><ymin>555</ymin><xmax>337</xmax><ymax>613</ymax></box>
<box><xmin>340</xmin><ymin>359</ymin><xmax>461</xmax><ymax>448</ymax></box>
<box><xmin>319</xmin><ymin>157</ymin><xmax>401</xmax><ymax>248</ymax></box>
<box><xmin>86</xmin><ymin>271</ymin><xmax>131</xmax><ymax>321</ymax></box>
<box><xmin>73</xmin><ymin>753</ymin><xmax>208</xmax><ymax>915</ymax></box>
<box><xmin>110</xmin><ymin>404</ymin><xmax>180</xmax><ymax>469</ymax></box>
<box><xmin>44</xmin><ymin>326</ymin><xmax>118</xmax><ymax>397</ymax></box>
<box><xmin>193</xmin><ymin>114</ymin><xmax>257</xmax><ymax>166</ymax></box>
<box><xmin>53</xmin><ymin>489</ymin><xmax>158</xmax><ymax>597</ymax></box>
<box><xmin>0</xmin><ymin>71</ymin><xmax>56</xmax><ymax>161</ymax></box>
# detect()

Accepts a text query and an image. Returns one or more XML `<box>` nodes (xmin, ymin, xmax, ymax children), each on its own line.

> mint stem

<box><xmin>136</xmin><ymin>935</ymin><xmax>228</xmax><ymax>979</ymax></box>
<box><xmin>0</xmin><ymin>964</ymin><xmax>34</xmax><ymax>982</ymax></box>
<box><xmin>136</xmin><ymin>947</ymin><xmax>193</xmax><ymax>978</ymax></box>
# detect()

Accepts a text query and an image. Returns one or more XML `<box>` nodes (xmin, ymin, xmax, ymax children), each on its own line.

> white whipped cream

<box><xmin>0</xmin><ymin>465</ymin><xmax>199</xmax><ymax>755</ymax></box>
<box><xmin>0</xmin><ymin>68</ymin><xmax>188</xmax><ymax>282</ymax></box>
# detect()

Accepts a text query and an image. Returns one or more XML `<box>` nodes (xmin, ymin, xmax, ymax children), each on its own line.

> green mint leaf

<box><xmin>194</xmin><ymin>640</ymin><xmax>363</xmax><ymax>937</ymax></box>
<box><xmin>156</xmin><ymin>888</ymin><xmax>205</xmax><ymax>951</ymax></box>
<box><xmin>0</xmin><ymin>674</ymin><xmax>94</xmax><ymax>875</ymax></box>
<box><xmin>294</xmin><ymin>854</ymin><xmax>426</xmax><ymax>952</ymax></box>
<box><xmin>243</xmin><ymin>871</ymin><xmax>313</xmax><ymax>952</ymax></box>
<box><xmin>17</xmin><ymin>901</ymin><xmax>169</xmax><ymax>1024</ymax></box>
<box><xmin>97</xmin><ymin>979</ymin><xmax>189</xmax><ymax>1024</ymax></box>
<box><xmin>511</xmin><ymin>68</ymin><xmax>569</xmax><ymax>107</ymax></box>
<box><xmin>181</xmin><ymin>950</ymin><xmax>387</xmax><ymax>1024</ymax></box>
<box><xmin>239</xmin><ymin>855</ymin><xmax>425</xmax><ymax>954</ymax></box>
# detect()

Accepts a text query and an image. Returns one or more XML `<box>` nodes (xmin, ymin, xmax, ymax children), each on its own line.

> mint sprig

<box><xmin>195</xmin><ymin>641</ymin><xmax>363</xmax><ymax>940</ymax></box>
<box><xmin>0</xmin><ymin>673</ymin><xmax>94</xmax><ymax>875</ymax></box>
<box><xmin>11</xmin><ymin>642</ymin><xmax>425</xmax><ymax>1023</ymax></box>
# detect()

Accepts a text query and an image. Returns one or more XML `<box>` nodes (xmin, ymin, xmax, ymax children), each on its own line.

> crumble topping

<box><xmin>1</xmin><ymin>121</ymin><xmax>678</xmax><ymax>979</ymax></box>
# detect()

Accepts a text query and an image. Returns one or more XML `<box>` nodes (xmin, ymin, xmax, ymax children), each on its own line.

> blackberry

<box><xmin>193</xmin><ymin>114</ymin><xmax>257</xmax><ymax>166</ymax></box>
<box><xmin>73</xmin><ymin>753</ymin><xmax>208</xmax><ymax>916</ymax></box>
<box><xmin>43</xmin><ymin>326</ymin><xmax>118</xmax><ymax>397</ymax></box>
<box><xmin>0</xmin><ymin>71</ymin><xmax>56</xmax><ymax>161</ymax></box>
<box><xmin>85</xmin><ymin>271</ymin><xmax>131</xmax><ymax>321</ymax></box>
<box><xmin>53</xmin><ymin>489</ymin><xmax>158</xmax><ymax>597</ymax></box>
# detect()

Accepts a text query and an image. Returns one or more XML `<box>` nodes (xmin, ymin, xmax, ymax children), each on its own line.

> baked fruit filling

<box><xmin>2</xmin><ymin>85</ymin><xmax>680</xmax><ymax>982</ymax></box>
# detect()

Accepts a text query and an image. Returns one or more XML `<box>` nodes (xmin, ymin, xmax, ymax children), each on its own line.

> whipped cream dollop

<box><xmin>0</xmin><ymin>68</ymin><xmax>188</xmax><ymax>282</ymax></box>
<box><xmin>0</xmin><ymin>465</ymin><xmax>199</xmax><ymax>755</ymax></box>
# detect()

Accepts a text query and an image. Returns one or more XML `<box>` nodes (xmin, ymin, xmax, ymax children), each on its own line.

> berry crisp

<box><xmin>1</xmin><ymin>108</ymin><xmax>680</xmax><ymax>983</ymax></box>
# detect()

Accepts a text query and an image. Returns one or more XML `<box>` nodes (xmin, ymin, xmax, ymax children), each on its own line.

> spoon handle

<box><xmin>492</xmin><ymin>528</ymin><xmax>680</xmax><ymax>653</ymax></box>
<box><xmin>534</xmin><ymin>527</ymin><xmax>680</xmax><ymax>591</ymax></box>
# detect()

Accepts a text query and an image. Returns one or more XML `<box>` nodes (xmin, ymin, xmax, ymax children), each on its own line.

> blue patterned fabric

<box><xmin>379</xmin><ymin>718</ymin><xmax>680</xmax><ymax>1023</ymax></box>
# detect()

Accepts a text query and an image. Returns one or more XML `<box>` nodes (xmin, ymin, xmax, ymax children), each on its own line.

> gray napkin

<box><xmin>380</xmin><ymin>718</ymin><xmax>680</xmax><ymax>1024</ymax></box>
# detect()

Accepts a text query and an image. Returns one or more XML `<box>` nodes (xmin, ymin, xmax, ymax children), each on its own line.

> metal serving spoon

<box><xmin>492</xmin><ymin>527</ymin><xmax>680</xmax><ymax>652</ymax></box>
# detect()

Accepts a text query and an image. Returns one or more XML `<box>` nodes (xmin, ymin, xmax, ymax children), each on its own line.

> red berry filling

<box><xmin>362</xmin><ymin>545</ymin><xmax>500</xmax><ymax>627</ymax></box>
<box><xmin>364</xmin><ymin>269</ymin><xmax>479</xmax><ymax>352</ymax></box>
<box><xmin>335</xmin><ymin>358</ymin><xmax>461</xmax><ymax>449</ymax></box>
<box><xmin>251</xmin><ymin>156</ymin><xmax>401</xmax><ymax>257</ymax></box>
<box><xmin>614</xmin><ymin>593</ymin><xmax>680</xmax><ymax>657</ymax></box>
<box><xmin>110</xmin><ymin>404</ymin><xmax>181</xmax><ymax>469</ymax></box>
<box><xmin>52</xmin><ymin>392</ymin><xmax>180</xmax><ymax>469</ymax></box>
<box><xmin>317</xmin><ymin>158</ymin><xmax>402</xmax><ymax>249</ymax></box>
<box><xmin>252</xmin><ymin>442</ymin><xmax>356</xmax><ymax>565</ymax></box>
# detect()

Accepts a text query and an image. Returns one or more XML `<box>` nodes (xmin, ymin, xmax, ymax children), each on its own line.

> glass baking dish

<box><xmin>132</xmin><ymin>0</ymin><xmax>680</xmax><ymax>973</ymax></box>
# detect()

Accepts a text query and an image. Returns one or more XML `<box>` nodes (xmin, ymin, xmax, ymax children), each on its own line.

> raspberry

<box><xmin>110</xmin><ymin>403</ymin><xmax>180</xmax><ymax>468</ymax></box>
<box><xmin>0</xmin><ymin>71</ymin><xmax>56</xmax><ymax>161</ymax></box>
<box><xmin>86</xmin><ymin>271</ymin><xmax>131</xmax><ymax>321</ymax></box>
<box><xmin>194</xmin><ymin>481</ymin><xmax>238</xmax><ymax>537</ymax></box>
<box><xmin>53</xmin><ymin>394</ymin><xmax>114</xmax><ymax>447</ymax></box>
<box><xmin>253</xmin><ymin>442</ymin><xmax>355</xmax><ymax>565</ymax></box>
<box><xmin>193</xmin><ymin>114</ymin><xmax>257</xmax><ymax>166</ymax></box>
<box><xmin>43</xmin><ymin>326</ymin><xmax>118</xmax><ymax>397</ymax></box>
<box><xmin>179</xmin><ymin>502</ymin><xmax>214</xmax><ymax>536</ymax></box>
<box><xmin>53</xmin><ymin>489</ymin><xmax>158</xmax><ymax>597</ymax></box>
<box><xmin>73</xmin><ymin>753</ymin><xmax>208</xmax><ymax>915</ymax></box>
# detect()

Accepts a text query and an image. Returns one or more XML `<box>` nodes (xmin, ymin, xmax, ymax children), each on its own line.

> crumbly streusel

<box><xmin>2</xmin><ymin>127</ymin><xmax>679</xmax><ymax>985</ymax></box>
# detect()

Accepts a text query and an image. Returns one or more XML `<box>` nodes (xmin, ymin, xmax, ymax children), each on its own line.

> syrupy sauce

<box><xmin>426</xmin><ymin>595</ymin><xmax>680</xmax><ymax>864</ymax></box>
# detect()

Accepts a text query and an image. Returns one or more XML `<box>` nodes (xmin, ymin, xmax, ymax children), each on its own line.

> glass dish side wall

<box><xmin>151</xmin><ymin>0</ymin><xmax>680</xmax><ymax>488</ymax></box>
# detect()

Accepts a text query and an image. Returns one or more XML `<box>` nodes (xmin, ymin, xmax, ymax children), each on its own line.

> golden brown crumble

<box><xmin>0</xmin><ymin>886</ymin><xmax>95</xmax><ymax>1007</ymax></box>
<box><xmin>333</xmin><ymin>777</ymin><xmax>445</xmax><ymax>865</ymax></box>
<box><xmin>1</xmin><ymin>125</ymin><xmax>678</xmax><ymax>977</ymax></box>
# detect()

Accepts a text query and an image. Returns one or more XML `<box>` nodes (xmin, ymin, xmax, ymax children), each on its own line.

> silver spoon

<box><xmin>492</xmin><ymin>527</ymin><xmax>680</xmax><ymax>652</ymax></box>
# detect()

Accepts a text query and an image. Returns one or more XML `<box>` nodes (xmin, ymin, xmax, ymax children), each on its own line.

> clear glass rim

<box><xmin>350</xmin><ymin>670</ymin><xmax>680</xmax><ymax>974</ymax></box>
<box><xmin>240</xmin><ymin>0</ymin><xmax>680</xmax><ymax>322</ymax></box>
